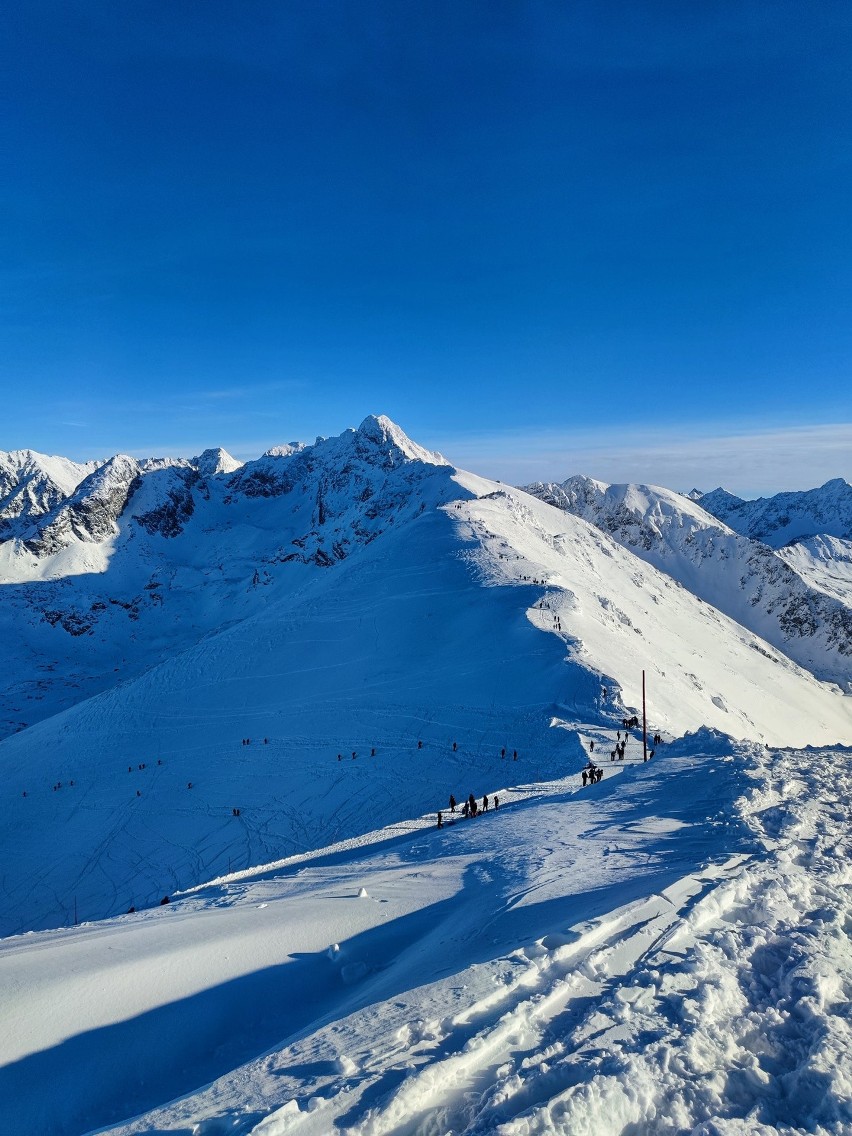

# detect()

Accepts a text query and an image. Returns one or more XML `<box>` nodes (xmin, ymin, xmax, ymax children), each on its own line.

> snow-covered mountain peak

<box><xmin>0</xmin><ymin>448</ymin><xmax>102</xmax><ymax>539</ymax></box>
<box><xmin>525</xmin><ymin>474</ymin><xmax>727</xmax><ymax>542</ymax></box>
<box><xmin>20</xmin><ymin>454</ymin><xmax>141</xmax><ymax>556</ymax></box>
<box><xmin>524</xmin><ymin>473</ymin><xmax>852</xmax><ymax>687</ymax></box>
<box><xmin>699</xmin><ymin>478</ymin><xmax>852</xmax><ymax>547</ymax></box>
<box><xmin>355</xmin><ymin>414</ymin><xmax>449</xmax><ymax>467</ymax></box>
<box><xmin>264</xmin><ymin>442</ymin><xmax>306</xmax><ymax>459</ymax></box>
<box><xmin>192</xmin><ymin>447</ymin><xmax>243</xmax><ymax>477</ymax></box>
<box><xmin>0</xmin><ymin>448</ymin><xmax>99</xmax><ymax>497</ymax></box>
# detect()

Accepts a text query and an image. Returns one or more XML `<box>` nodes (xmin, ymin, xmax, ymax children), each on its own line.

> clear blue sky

<box><xmin>2</xmin><ymin>1</ymin><xmax>850</xmax><ymax>493</ymax></box>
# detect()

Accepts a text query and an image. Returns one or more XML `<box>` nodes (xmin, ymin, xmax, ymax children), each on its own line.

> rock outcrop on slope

<box><xmin>0</xmin><ymin>449</ymin><xmax>100</xmax><ymax>539</ymax></box>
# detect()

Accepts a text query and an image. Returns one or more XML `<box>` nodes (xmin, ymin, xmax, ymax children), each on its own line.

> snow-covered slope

<box><xmin>779</xmin><ymin>535</ymin><xmax>852</xmax><ymax>603</ymax></box>
<box><xmin>524</xmin><ymin>475</ymin><xmax>852</xmax><ymax>688</ymax></box>
<box><xmin>0</xmin><ymin>416</ymin><xmax>453</xmax><ymax>738</ymax></box>
<box><xmin>699</xmin><ymin>478</ymin><xmax>852</xmax><ymax>547</ymax></box>
<box><xmin>2</xmin><ymin>732</ymin><xmax>850</xmax><ymax>1136</ymax></box>
<box><xmin>3</xmin><ymin>456</ymin><xmax>852</xmax><ymax>936</ymax></box>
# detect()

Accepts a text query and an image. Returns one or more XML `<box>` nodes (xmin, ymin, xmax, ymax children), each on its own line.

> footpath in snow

<box><xmin>2</xmin><ymin>730</ymin><xmax>850</xmax><ymax>1136</ymax></box>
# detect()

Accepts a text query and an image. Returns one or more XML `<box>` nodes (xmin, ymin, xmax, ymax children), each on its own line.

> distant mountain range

<box><xmin>1</xmin><ymin>417</ymin><xmax>850</xmax><ymax>934</ymax></box>
<box><xmin>695</xmin><ymin>479</ymin><xmax>852</xmax><ymax>546</ymax></box>
<box><xmin>523</xmin><ymin>476</ymin><xmax>852</xmax><ymax>686</ymax></box>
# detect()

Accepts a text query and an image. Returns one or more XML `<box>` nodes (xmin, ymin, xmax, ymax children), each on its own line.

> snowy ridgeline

<box><xmin>1</xmin><ymin>418</ymin><xmax>852</xmax><ymax>1134</ymax></box>
<box><xmin>1</xmin><ymin>732</ymin><xmax>850</xmax><ymax>1136</ymax></box>
<box><xmin>0</xmin><ymin>417</ymin><xmax>851</xmax><ymax>943</ymax></box>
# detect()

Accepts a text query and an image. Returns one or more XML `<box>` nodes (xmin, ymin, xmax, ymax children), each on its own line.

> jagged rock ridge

<box><xmin>697</xmin><ymin>479</ymin><xmax>852</xmax><ymax>547</ymax></box>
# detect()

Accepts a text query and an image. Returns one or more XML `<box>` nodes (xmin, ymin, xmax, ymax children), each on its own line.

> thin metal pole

<box><xmin>642</xmin><ymin>670</ymin><xmax>648</xmax><ymax>762</ymax></box>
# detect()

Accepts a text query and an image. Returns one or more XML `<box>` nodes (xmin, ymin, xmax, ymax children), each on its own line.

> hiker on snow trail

<box><xmin>449</xmin><ymin>794</ymin><xmax>456</xmax><ymax>813</ymax></box>
<box><xmin>494</xmin><ymin>795</ymin><xmax>499</xmax><ymax>809</ymax></box>
<box><xmin>437</xmin><ymin>811</ymin><xmax>443</xmax><ymax>828</ymax></box>
<box><xmin>482</xmin><ymin>794</ymin><xmax>489</xmax><ymax>812</ymax></box>
<box><xmin>582</xmin><ymin>770</ymin><xmax>588</xmax><ymax>787</ymax></box>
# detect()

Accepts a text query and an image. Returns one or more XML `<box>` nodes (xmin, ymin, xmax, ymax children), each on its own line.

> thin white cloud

<box><xmin>432</xmin><ymin>422</ymin><xmax>852</xmax><ymax>498</ymax></box>
<box><xmin>196</xmin><ymin>380</ymin><xmax>306</xmax><ymax>402</ymax></box>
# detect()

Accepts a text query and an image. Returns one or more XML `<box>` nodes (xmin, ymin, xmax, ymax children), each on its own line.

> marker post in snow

<box><xmin>642</xmin><ymin>670</ymin><xmax>648</xmax><ymax>763</ymax></box>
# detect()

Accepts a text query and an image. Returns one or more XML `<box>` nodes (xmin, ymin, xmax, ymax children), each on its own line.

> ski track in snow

<box><xmin>4</xmin><ymin>738</ymin><xmax>850</xmax><ymax>1136</ymax></box>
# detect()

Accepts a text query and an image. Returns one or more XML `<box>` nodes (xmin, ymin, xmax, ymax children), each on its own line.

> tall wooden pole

<box><xmin>642</xmin><ymin>669</ymin><xmax>648</xmax><ymax>762</ymax></box>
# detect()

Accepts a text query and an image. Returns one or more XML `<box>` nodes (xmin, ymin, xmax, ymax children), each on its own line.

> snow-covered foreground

<box><xmin>3</xmin><ymin>732</ymin><xmax>850</xmax><ymax>1136</ymax></box>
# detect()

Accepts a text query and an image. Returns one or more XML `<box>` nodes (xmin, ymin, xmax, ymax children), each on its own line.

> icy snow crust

<box><xmin>2</xmin><ymin>735</ymin><xmax>851</xmax><ymax>1136</ymax></box>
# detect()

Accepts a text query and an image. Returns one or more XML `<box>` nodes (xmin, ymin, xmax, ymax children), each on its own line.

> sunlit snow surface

<box><xmin>2</xmin><ymin>426</ymin><xmax>851</xmax><ymax>1135</ymax></box>
<box><xmin>2</xmin><ymin>733</ymin><xmax>850</xmax><ymax>1136</ymax></box>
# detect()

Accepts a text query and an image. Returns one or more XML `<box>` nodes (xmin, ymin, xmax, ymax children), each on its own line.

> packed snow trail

<box><xmin>8</xmin><ymin>732</ymin><xmax>849</xmax><ymax>1135</ymax></box>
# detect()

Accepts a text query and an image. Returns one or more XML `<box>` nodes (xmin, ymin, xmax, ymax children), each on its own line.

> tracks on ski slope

<box><xmin>336</xmin><ymin>857</ymin><xmax>750</xmax><ymax>1136</ymax></box>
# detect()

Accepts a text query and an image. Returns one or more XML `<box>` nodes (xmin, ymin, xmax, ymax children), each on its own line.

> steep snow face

<box><xmin>779</xmin><ymin>535</ymin><xmax>852</xmax><ymax>603</ymax></box>
<box><xmin>699</xmin><ymin>478</ymin><xmax>852</xmax><ymax>546</ymax></box>
<box><xmin>0</xmin><ymin>449</ymin><xmax>100</xmax><ymax>538</ymax></box>
<box><xmin>0</xmin><ymin>417</ymin><xmax>459</xmax><ymax>738</ymax></box>
<box><xmin>525</xmin><ymin>475</ymin><xmax>852</xmax><ymax>688</ymax></box>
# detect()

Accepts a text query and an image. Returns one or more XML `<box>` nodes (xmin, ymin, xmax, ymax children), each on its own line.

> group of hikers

<box><xmin>438</xmin><ymin>790</ymin><xmax>500</xmax><ymax>827</ymax></box>
<box><xmin>338</xmin><ymin>740</ymin><xmax>520</xmax><ymax>761</ymax></box>
<box><xmin>583</xmin><ymin>725</ymin><xmax>665</xmax><ymax>787</ymax></box>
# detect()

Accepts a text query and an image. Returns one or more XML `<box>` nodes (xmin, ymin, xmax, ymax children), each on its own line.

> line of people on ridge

<box><xmin>438</xmin><ymin>791</ymin><xmax>500</xmax><ymax>828</ymax></box>
<box><xmin>340</xmin><ymin>741</ymin><xmax>519</xmax><ymax>760</ymax></box>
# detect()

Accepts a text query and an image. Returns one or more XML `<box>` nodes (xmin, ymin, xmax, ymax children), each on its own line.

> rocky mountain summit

<box><xmin>0</xmin><ymin>449</ymin><xmax>100</xmax><ymax>539</ymax></box>
<box><xmin>697</xmin><ymin>478</ymin><xmax>852</xmax><ymax>546</ymax></box>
